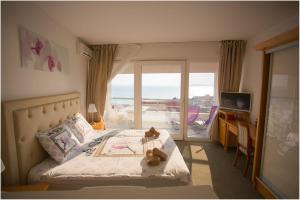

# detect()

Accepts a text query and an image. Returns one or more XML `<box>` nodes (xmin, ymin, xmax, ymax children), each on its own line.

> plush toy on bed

<box><xmin>146</xmin><ymin>148</ymin><xmax>167</xmax><ymax>166</ymax></box>
<box><xmin>145</xmin><ymin>127</ymin><xmax>160</xmax><ymax>138</ymax></box>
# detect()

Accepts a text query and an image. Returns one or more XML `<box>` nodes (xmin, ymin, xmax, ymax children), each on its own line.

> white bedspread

<box><xmin>28</xmin><ymin>129</ymin><xmax>191</xmax><ymax>185</ymax></box>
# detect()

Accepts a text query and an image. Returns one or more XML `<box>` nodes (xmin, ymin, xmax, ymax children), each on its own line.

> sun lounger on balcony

<box><xmin>194</xmin><ymin>106</ymin><xmax>218</xmax><ymax>129</ymax></box>
<box><xmin>170</xmin><ymin>105</ymin><xmax>200</xmax><ymax>129</ymax></box>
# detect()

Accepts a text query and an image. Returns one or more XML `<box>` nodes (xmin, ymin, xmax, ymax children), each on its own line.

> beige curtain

<box><xmin>218</xmin><ymin>40</ymin><xmax>247</xmax><ymax>97</ymax></box>
<box><xmin>210</xmin><ymin>40</ymin><xmax>247</xmax><ymax>142</ymax></box>
<box><xmin>86</xmin><ymin>44</ymin><xmax>118</xmax><ymax>122</ymax></box>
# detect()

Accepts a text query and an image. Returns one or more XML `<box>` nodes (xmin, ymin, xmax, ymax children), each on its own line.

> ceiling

<box><xmin>36</xmin><ymin>1</ymin><xmax>299</xmax><ymax>44</ymax></box>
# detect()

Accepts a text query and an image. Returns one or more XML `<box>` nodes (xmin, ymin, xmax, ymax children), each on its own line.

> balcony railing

<box><xmin>107</xmin><ymin>97</ymin><xmax>214</xmax><ymax>138</ymax></box>
<box><xmin>111</xmin><ymin>97</ymin><xmax>215</xmax><ymax>112</ymax></box>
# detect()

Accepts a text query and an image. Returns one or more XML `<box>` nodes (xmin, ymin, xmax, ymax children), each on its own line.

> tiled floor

<box><xmin>187</xmin><ymin>125</ymin><xmax>209</xmax><ymax>139</ymax></box>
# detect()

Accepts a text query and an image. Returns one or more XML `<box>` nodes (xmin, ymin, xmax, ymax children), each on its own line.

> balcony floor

<box><xmin>106</xmin><ymin>107</ymin><xmax>211</xmax><ymax>140</ymax></box>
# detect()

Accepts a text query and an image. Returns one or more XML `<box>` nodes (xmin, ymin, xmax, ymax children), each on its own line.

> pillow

<box><xmin>65</xmin><ymin>113</ymin><xmax>93</xmax><ymax>143</ymax></box>
<box><xmin>65</xmin><ymin>120</ymin><xmax>85</xmax><ymax>143</ymax></box>
<box><xmin>74</xmin><ymin>113</ymin><xmax>93</xmax><ymax>133</ymax></box>
<box><xmin>36</xmin><ymin>124</ymin><xmax>81</xmax><ymax>164</ymax></box>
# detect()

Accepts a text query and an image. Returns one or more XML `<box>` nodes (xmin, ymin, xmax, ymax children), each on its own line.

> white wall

<box><xmin>115</xmin><ymin>20</ymin><xmax>298</xmax><ymax>124</ymax></box>
<box><xmin>240</xmin><ymin>15</ymin><xmax>298</xmax><ymax>123</ymax></box>
<box><xmin>1</xmin><ymin>2</ymin><xmax>88</xmax><ymax>114</ymax></box>
<box><xmin>116</xmin><ymin>42</ymin><xmax>220</xmax><ymax>62</ymax></box>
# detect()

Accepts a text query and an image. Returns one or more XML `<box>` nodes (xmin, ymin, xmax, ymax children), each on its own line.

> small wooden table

<box><xmin>91</xmin><ymin>121</ymin><xmax>106</xmax><ymax>130</ymax></box>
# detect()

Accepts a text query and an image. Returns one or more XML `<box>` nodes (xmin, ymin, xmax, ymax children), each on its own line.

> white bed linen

<box><xmin>28</xmin><ymin>129</ymin><xmax>191</xmax><ymax>185</ymax></box>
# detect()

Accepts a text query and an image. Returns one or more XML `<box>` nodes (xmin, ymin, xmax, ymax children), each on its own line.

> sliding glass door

<box><xmin>260</xmin><ymin>44</ymin><xmax>299</xmax><ymax>198</ymax></box>
<box><xmin>185</xmin><ymin>61</ymin><xmax>218</xmax><ymax>141</ymax></box>
<box><xmin>140</xmin><ymin>62</ymin><xmax>184</xmax><ymax>140</ymax></box>
<box><xmin>106</xmin><ymin>60</ymin><xmax>218</xmax><ymax>141</ymax></box>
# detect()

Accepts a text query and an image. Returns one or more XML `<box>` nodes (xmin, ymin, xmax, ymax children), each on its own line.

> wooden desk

<box><xmin>226</xmin><ymin>120</ymin><xmax>256</xmax><ymax>148</ymax></box>
<box><xmin>218</xmin><ymin>110</ymin><xmax>257</xmax><ymax>151</ymax></box>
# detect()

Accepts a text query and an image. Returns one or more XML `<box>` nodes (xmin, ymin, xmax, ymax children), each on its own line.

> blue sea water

<box><xmin>111</xmin><ymin>85</ymin><xmax>180</xmax><ymax>99</ymax></box>
<box><xmin>111</xmin><ymin>85</ymin><xmax>214</xmax><ymax>105</ymax></box>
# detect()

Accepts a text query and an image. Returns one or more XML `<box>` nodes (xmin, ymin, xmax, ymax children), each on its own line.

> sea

<box><xmin>111</xmin><ymin>85</ymin><xmax>214</xmax><ymax>105</ymax></box>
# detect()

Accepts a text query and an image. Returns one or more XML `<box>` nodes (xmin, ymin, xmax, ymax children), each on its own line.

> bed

<box><xmin>2</xmin><ymin>93</ymin><xmax>190</xmax><ymax>189</ymax></box>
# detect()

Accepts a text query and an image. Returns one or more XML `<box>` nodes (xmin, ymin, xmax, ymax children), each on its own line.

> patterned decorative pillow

<box><xmin>65</xmin><ymin>113</ymin><xmax>93</xmax><ymax>143</ymax></box>
<box><xmin>36</xmin><ymin>124</ymin><xmax>80</xmax><ymax>163</ymax></box>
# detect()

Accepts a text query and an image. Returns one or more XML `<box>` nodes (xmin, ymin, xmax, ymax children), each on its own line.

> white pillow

<box><xmin>65</xmin><ymin>113</ymin><xmax>93</xmax><ymax>143</ymax></box>
<box><xmin>36</xmin><ymin>124</ymin><xmax>81</xmax><ymax>164</ymax></box>
<box><xmin>65</xmin><ymin>120</ymin><xmax>85</xmax><ymax>143</ymax></box>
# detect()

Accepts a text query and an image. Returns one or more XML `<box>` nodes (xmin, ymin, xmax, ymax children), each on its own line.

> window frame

<box><xmin>107</xmin><ymin>59</ymin><xmax>219</xmax><ymax>141</ymax></box>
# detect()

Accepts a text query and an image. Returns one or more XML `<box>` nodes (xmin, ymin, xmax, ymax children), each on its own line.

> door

<box><xmin>136</xmin><ymin>61</ymin><xmax>185</xmax><ymax>140</ymax></box>
<box><xmin>184</xmin><ymin>61</ymin><xmax>218</xmax><ymax>141</ymax></box>
<box><xmin>260</xmin><ymin>44</ymin><xmax>299</xmax><ymax>198</ymax></box>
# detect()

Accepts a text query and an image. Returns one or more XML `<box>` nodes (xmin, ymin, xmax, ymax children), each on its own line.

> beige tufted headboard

<box><xmin>1</xmin><ymin>93</ymin><xmax>81</xmax><ymax>186</ymax></box>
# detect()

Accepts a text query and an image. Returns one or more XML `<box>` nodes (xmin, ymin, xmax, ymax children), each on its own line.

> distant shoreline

<box><xmin>111</xmin><ymin>85</ymin><xmax>214</xmax><ymax>99</ymax></box>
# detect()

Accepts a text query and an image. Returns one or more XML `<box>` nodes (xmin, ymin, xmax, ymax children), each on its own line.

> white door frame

<box><xmin>132</xmin><ymin>59</ymin><xmax>218</xmax><ymax>141</ymax></box>
<box><xmin>183</xmin><ymin>59</ymin><xmax>219</xmax><ymax>142</ymax></box>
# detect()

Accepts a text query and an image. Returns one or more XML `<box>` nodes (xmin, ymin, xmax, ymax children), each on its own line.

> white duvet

<box><xmin>28</xmin><ymin>129</ymin><xmax>191</xmax><ymax>185</ymax></box>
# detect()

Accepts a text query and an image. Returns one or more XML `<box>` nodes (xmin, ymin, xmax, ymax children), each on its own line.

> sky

<box><xmin>111</xmin><ymin>73</ymin><xmax>214</xmax><ymax>87</ymax></box>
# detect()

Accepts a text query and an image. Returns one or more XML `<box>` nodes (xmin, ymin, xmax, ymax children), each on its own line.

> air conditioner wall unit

<box><xmin>76</xmin><ymin>41</ymin><xmax>93</xmax><ymax>58</ymax></box>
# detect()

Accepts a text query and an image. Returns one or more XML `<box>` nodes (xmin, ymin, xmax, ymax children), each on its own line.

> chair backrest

<box><xmin>204</xmin><ymin>105</ymin><xmax>218</xmax><ymax>125</ymax></box>
<box><xmin>188</xmin><ymin>105</ymin><xmax>200</xmax><ymax>124</ymax></box>
<box><xmin>237</xmin><ymin>122</ymin><xmax>249</xmax><ymax>149</ymax></box>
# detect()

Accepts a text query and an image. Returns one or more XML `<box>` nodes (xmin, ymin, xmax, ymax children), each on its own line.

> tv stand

<box><xmin>218</xmin><ymin>109</ymin><xmax>254</xmax><ymax>150</ymax></box>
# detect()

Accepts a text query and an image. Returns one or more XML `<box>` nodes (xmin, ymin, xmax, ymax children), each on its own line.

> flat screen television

<box><xmin>220</xmin><ymin>92</ymin><xmax>251</xmax><ymax>112</ymax></box>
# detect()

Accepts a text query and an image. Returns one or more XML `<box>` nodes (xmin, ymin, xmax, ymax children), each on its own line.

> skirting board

<box><xmin>255</xmin><ymin>177</ymin><xmax>276</xmax><ymax>199</ymax></box>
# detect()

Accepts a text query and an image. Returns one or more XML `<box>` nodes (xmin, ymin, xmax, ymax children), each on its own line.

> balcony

<box><xmin>105</xmin><ymin>96</ymin><xmax>215</xmax><ymax>139</ymax></box>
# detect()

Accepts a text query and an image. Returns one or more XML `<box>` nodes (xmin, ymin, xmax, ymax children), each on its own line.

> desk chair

<box><xmin>233</xmin><ymin>122</ymin><xmax>253</xmax><ymax>177</ymax></box>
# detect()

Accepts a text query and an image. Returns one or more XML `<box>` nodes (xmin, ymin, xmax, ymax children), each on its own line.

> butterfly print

<box><xmin>31</xmin><ymin>40</ymin><xmax>43</xmax><ymax>55</ymax></box>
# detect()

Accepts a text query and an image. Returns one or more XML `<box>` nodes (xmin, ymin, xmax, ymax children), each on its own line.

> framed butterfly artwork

<box><xmin>19</xmin><ymin>26</ymin><xmax>68</xmax><ymax>72</ymax></box>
